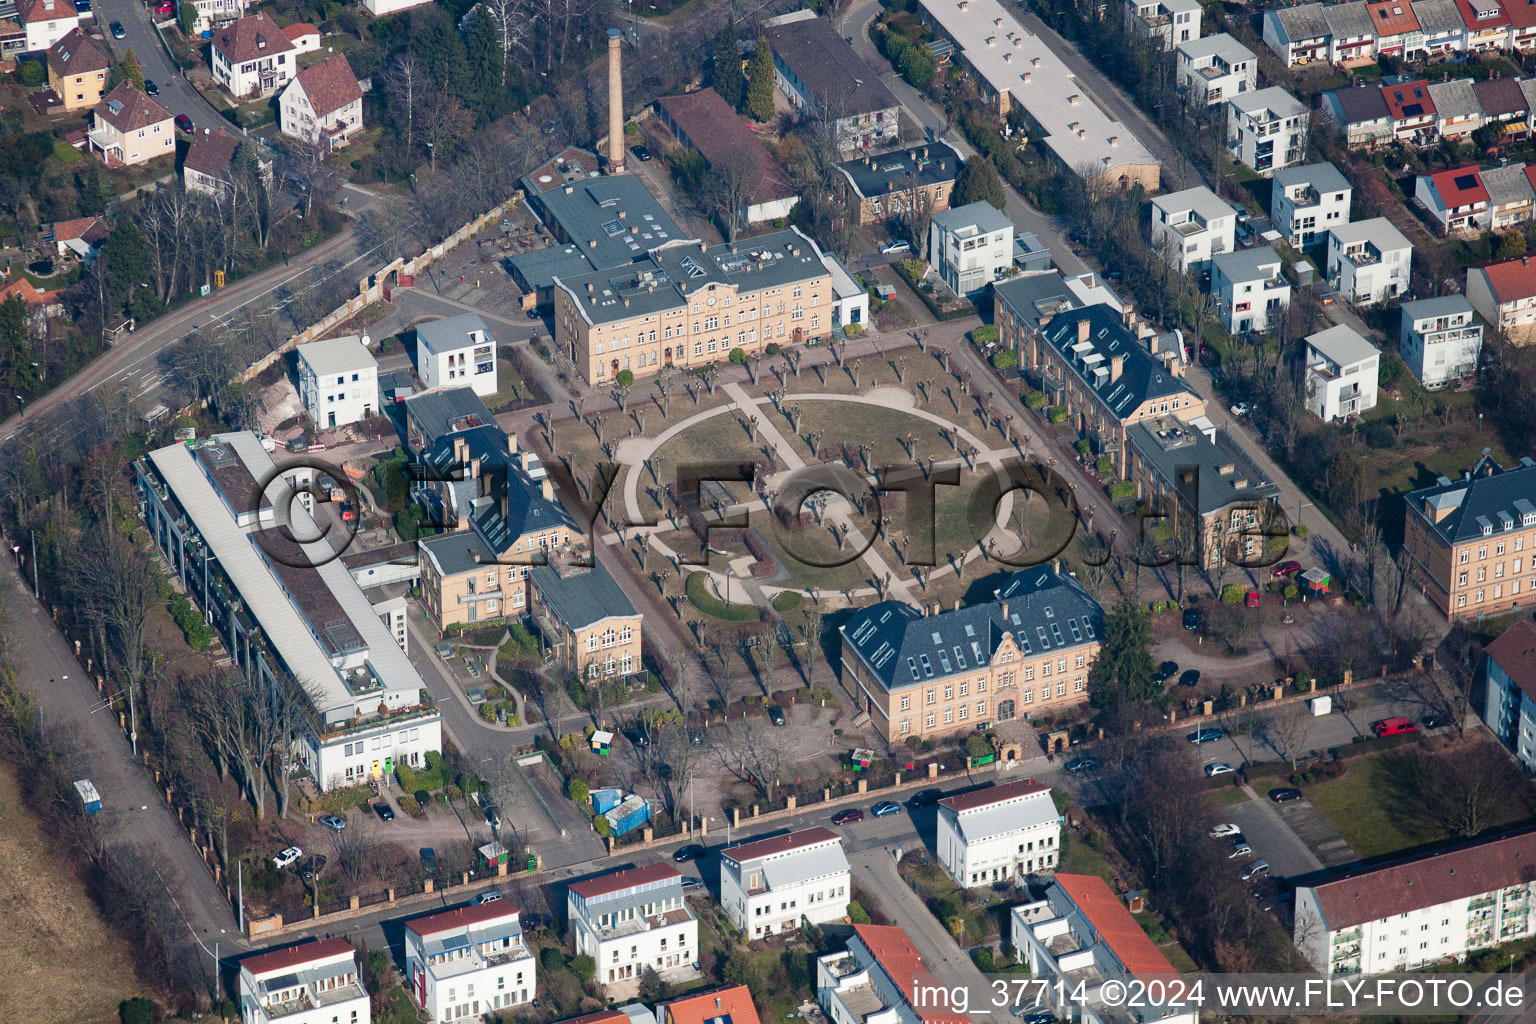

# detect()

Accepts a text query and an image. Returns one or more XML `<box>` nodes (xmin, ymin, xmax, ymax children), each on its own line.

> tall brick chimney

<box><xmin>608</xmin><ymin>29</ymin><xmax>626</xmax><ymax>175</ymax></box>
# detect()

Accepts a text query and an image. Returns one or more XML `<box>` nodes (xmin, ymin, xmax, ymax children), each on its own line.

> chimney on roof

<box><xmin>923</xmin><ymin>146</ymin><xmax>929</xmax><ymax>158</ymax></box>
<box><xmin>1110</xmin><ymin>354</ymin><xmax>1124</xmax><ymax>383</ymax></box>
<box><xmin>1054</xmin><ymin>558</ymin><xmax>1062</xmax><ymax>575</ymax></box>
<box><xmin>953</xmin><ymin>599</ymin><xmax>960</xmax><ymax>610</ymax></box>
<box><xmin>1001</xmin><ymin>601</ymin><xmax>1009</xmax><ymax>618</ymax></box>
<box><xmin>508</xmin><ymin>431</ymin><xmax>519</xmax><ymax>455</ymax></box>
<box><xmin>470</xmin><ymin>456</ymin><xmax>481</xmax><ymax>481</ymax></box>
<box><xmin>1077</xmin><ymin>319</ymin><xmax>1090</xmax><ymax>342</ymax></box>
<box><xmin>1148</xmin><ymin>333</ymin><xmax>1159</xmax><ymax>356</ymax></box>
<box><xmin>454</xmin><ymin>435</ymin><xmax>468</xmax><ymax>465</ymax></box>
<box><xmin>542</xmin><ymin>477</ymin><xmax>554</xmax><ymax>500</ymax></box>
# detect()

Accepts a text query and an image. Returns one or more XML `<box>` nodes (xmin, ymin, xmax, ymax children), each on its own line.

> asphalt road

<box><xmin>94</xmin><ymin>0</ymin><xmax>225</xmax><ymax>132</ymax></box>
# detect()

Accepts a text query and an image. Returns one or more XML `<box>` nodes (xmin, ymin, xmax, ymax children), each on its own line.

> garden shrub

<box><xmin>1221</xmin><ymin>584</ymin><xmax>1246</xmax><ymax>604</ymax></box>
<box><xmin>1108</xmin><ymin>481</ymin><xmax>1135</xmax><ymax>500</ymax></box>
<box><xmin>1023</xmin><ymin>390</ymin><xmax>1047</xmax><ymax>410</ymax></box>
<box><xmin>1047</xmin><ymin>405</ymin><xmax>1069</xmax><ymax>423</ymax></box>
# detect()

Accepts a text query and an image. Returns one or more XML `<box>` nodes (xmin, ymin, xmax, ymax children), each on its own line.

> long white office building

<box><xmin>136</xmin><ymin>432</ymin><xmax>442</xmax><ymax>791</ymax></box>
<box><xmin>916</xmin><ymin>0</ymin><xmax>1161</xmax><ymax>191</ymax></box>
<box><xmin>1295</xmin><ymin>831</ymin><xmax>1536</xmax><ymax>974</ymax></box>
<box><xmin>720</xmin><ymin>827</ymin><xmax>851</xmax><ymax>939</ymax></box>
<box><xmin>936</xmin><ymin>778</ymin><xmax>1062</xmax><ymax>888</ymax></box>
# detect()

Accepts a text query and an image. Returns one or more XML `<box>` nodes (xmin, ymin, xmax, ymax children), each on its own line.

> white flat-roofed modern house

<box><xmin>1124</xmin><ymin>0</ymin><xmax>1201</xmax><ymax>47</ymax></box>
<box><xmin>135</xmin><ymin>433</ymin><xmax>442</xmax><ymax>790</ymax></box>
<box><xmin>567</xmin><ymin>864</ymin><xmax>699</xmax><ymax>990</ymax></box>
<box><xmin>1305</xmin><ymin>324</ymin><xmax>1380</xmax><ymax>421</ymax></box>
<box><xmin>1326</xmin><ymin>217</ymin><xmax>1412</xmax><ymax>305</ymax></box>
<box><xmin>1270</xmin><ymin>162</ymin><xmax>1352</xmax><ymax>248</ymax></box>
<box><xmin>1211</xmin><ymin>246</ymin><xmax>1291</xmax><ymax>334</ymax></box>
<box><xmin>1225</xmin><ymin>87</ymin><xmax>1308</xmax><ymax>177</ymax></box>
<box><xmin>297</xmin><ymin>335</ymin><xmax>378</xmax><ymax>429</ymax></box>
<box><xmin>1174</xmin><ymin>33</ymin><xmax>1257</xmax><ymax>105</ymax></box>
<box><xmin>720</xmin><ymin>827</ymin><xmax>851</xmax><ymax>939</ymax></box>
<box><xmin>927</xmin><ymin>201</ymin><xmax>1014</xmax><ymax>296</ymax></box>
<box><xmin>238</xmin><ymin>938</ymin><xmax>369</xmax><ymax>1024</ymax></box>
<box><xmin>404</xmin><ymin>902</ymin><xmax>535</xmax><ymax>1023</ymax></box>
<box><xmin>1294</xmin><ymin>831</ymin><xmax>1536</xmax><ymax>974</ymax></box>
<box><xmin>1399</xmin><ymin>295</ymin><xmax>1483</xmax><ymax>389</ymax></box>
<box><xmin>416</xmin><ymin>313</ymin><xmax>498</xmax><ymax>397</ymax></box>
<box><xmin>817</xmin><ymin>924</ymin><xmax>971</xmax><ymax>1024</ymax></box>
<box><xmin>1150</xmin><ymin>185</ymin><xmax>1235</xmax><ymax>272</ymax></box>
<box><xmin>1011</xmin><ymin>875</ymin><xmax>1193</xmax><ymax>1024</ymax></box>
<box><xmin>936</xmin><ymin>779</ymin><xmax>1061</xmax><ymax>887</ymax></box>
<box><xmin>1483</xmin><ymin>620</ymin><xmax>1536</xmax><ymax>771</ymax></box>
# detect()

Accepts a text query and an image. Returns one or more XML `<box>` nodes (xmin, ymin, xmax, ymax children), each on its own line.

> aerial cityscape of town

<box><xmin>10</xmin><ymin>0</ymin><xmax>1536</xmax><ymax>1018</ymax></box>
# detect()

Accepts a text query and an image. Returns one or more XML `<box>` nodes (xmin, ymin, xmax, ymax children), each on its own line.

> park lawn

<box><xmin>1059</xmin><ymin>835</ymin><xmax>1117</xmax><ymax>882</ymax></box>
<box><xmin>1304</xmin><ymin>757</ymin><xmax>1442</xmax><ymax>859</ymax></box>
<box><xmin>485</xmin><ymin>356</ymin><xmax>535</xmax><ymax>413</ymax></box>
<box><xmin>1207</xmin><ymin>786</ymin><xmax>1250</xmax><ymax>807</ymax></box>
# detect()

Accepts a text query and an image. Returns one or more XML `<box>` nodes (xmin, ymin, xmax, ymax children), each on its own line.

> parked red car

<box><xmin>1244</xmin><ymin>591</ymin><xmax>1260</xmax><ymax>608</ymax></box>
<box><xmin>1271</xmin><ymin>560</ymin><xmax>1302</xmax><ymax>578</ymax></box>
<box><xmin>1372</xmin><ymin>716</ymin><xmax>1418</xmax><ymax>738</ymax></box>
<box><xmin>832</xmin><ymin>808</ymin><xmax>864</xmax><ymax>825</ymax></box>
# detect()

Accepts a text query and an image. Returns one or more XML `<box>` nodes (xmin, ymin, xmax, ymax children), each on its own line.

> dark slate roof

<box><xmin>840</xmin><ymin>566</ymin><xmax>1102</xmax><ymax>692</ymax></box>
<box><xmin>993</xmin><ymin>271</ymin><xmax>1081</xmax><ymax>336</ymax></box>
<box><xmin>531</xmin><ymin>560</ymin><xmax>638</xmax><ymax>629</ymax></box>
<box><xmin>1327</xmin><ymin>84</ymin><xmax>1392</xmax><ymax>123</ymax></box>
<box><xmin>402</xmin><ymin>387</ymin><xmax>496</xmax><ymax>448</ymax></box>
<box><xmin>1127</xmin><ymin>419</ymin><xmax>1280</xmax><ymax>516</ymax></box>
<box><xmin>509</xmin><ymin>243</ymin><xmax>599</xmax><ymax>293</ymax></box>
<box><xmin>420</xmin><ymin>529</ymin><xmax>493</xmax><ymax>576</ymax></box>
<box><xmin>528</xmin><ymin>175</ymin><xmax>685</xmax><ymax>274</ymax></box>
<box><xmin>1474</xmin><ymin>75</ymin><xmax>1530</xmax><ymax>118</ymax></box>
<box><xmin>764</xmin><ymin>17</ymin><xmax>901</xmax><ymax>116</ymax></box>
<box><xmin>1038</xmin><ymin>305</ymin><xmax>1198</xmax><ymax>421</ymax></box>
<box><xmin>837</xmin><ymin>142</ymin><xmax>963</xmax><ymax>200</ymax></box>
<box><xmin>1404</xmin><ymin>453</ymin><xmax>1536</xmax><ymax>545</ymax></box>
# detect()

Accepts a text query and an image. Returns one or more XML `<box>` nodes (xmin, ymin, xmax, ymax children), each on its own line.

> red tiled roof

<box><xmin>213</xmin><ymin>13</ymin><xmax>294</xmax><ymax>64</ymax></box>
<box><xmin>854</xmin><ymin>924</ymin><xmax>971</xmax><ymax>1024</ymax></box>
<box><xmin>17</xmin><ymin>0</ymin><xmax>75</xmax><ymax>25</ymax></box>
<box><xmin>288</xmin><ymin>53</ymin><xmax>361</xmax><ymax>117</ymax></box>
<box><xmin>241</xmin><ymin>937</ymin><xmax>356</xmax><ymax>977</ymax></box>
<box><xmin>1525</xmin><ymin>165</ymin><xmax>1536</xmax><ymax>195</ymax></box>
<box><xmin>553</xmin><ymin>1013</ymin><xmax>629</xmax><ymax>1024</ymax></box>
<box><xmin>1310</xmin><ymin>831</ymin><xmax>1536</xmax><ymax>931</ymax></box>
<box><xmin>1477</xmin><ymin>253</ymin><xmax>1536</xmax><ymax>302</ymax></box>
<box><xmin>567</xmin><ymin>862</ymin><xmax>681</xmax><ymax>899</ymax></box>
<box><xmin>1455</xmin><ymin>0</ymin><xmax>1510</xmax><ymax>27</ymax></box>
<box><xmin>656</xmin><ymin>88</ymin><xmax>797</xmax><ymax>205</ymax></box>
<box><xmin>664</xmin><ymin>985</ymin><xmax>763</xmax><ymax>1024</ymax></box>
<box><xmin>282</xmin><ymin>21</ymin><xmax>319</xmax><ymax>40</ymax></box>
<box><xmin>183</xmin><ymin>132</ymin><xmax>242</xmax><ymax>179</ymax></box>
<box><xmin>1382</xmin><ymin>80</ymin><xmax>1436</xmax><ymax>121</ymax></box>
<box><xmin>1054</xmin><ymin>874</ymin><xmax>1176</xmax><ymax>979</ymax></box>
<box><xmin>721</xmin><ymin>826</ymin><xmax>840</xmax><ymax>864</ymax></box>
<box><xmin>1506</xmin><ymin>0</ymin><xmax>1536</xmax><ymax>27</ymax></box>
<box><xmin>1428</xmin><ymin>166</ymin><xmax>1490</xmax><ymax>207</ymax></box>
<box><xmin>0</xmin><ymin>277</ymin><xmax>62</xmax><ymax>308</ymax></box>
<box><xmin>94</xmin><ymin>81</ymin><xmax>173</xmax><ymax>133</ymax></box>
<box><xmin>46</xmin><ymin>27</ymin><xmax>108</xmax><ymax>78</ymax></box>
<box><xmin>1368</xmin><ymin>0</ymin><xmax>1421</xmax><ymax>35</ymax></box>
<box><xmin>1487</xmin><ymin>620</ymin><xmax>1536</xmax><ymax>701</ymax></box>
<box><xmin>405</xmin><ymin>900</ymin><xmax>520</xmax><ymax>936</ymax></box>
<box><xmin>52</xmin><ymin>215</ymin><xmax>106</xmax><ymax>245</ymax></box>
<box><xmin>939</xmin><ymin>778</ymin><xmax>1050</xmax><ymax>813</ymax></box>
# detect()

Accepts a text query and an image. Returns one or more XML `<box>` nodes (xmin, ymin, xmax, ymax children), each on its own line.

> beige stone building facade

<box><xmin>553</xmin><ymin>229</ymin><xmax>832</xmax><ymax>387</ymax></box>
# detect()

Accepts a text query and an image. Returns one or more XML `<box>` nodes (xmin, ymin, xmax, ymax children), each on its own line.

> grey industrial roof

<box><xmin>530</xmin><ymin>560</ymin><xmax>637</xmax><ymax>630</ymax></box>
<box><xmin>1412</xmin><ymin>0</ymin><xmax>1465</xmax><ymax>33</ymax></box>
<box><xmin>1307</xmin><ymin>323</ymin><xmax>1380</xmax><ymax>367</ymax></box>
<box><xmin>508</xmin><ymin>243</ymin><xmax>599</xmax><ymax>293</ymax></box>
<box><xmin>1323</xmin><ymin>0</ymin><xmax>1374</xmax><ymax>37</ymax></box>
<box><xmin>1039</xmin><ymin>305</ymin><xmax>1199</xmax><ymax>420</ymax></box>
<box><xmin>763</xmin><ymin>17</ymin><xmax>901</xmax><ymax>116</ymax></box>
<box><xmin>931</xmin><ymin>200</ymin><xmax>1014</xmax><ymax>235</ymax></box>
<box><xmin>532</xmin><ymin>175</ymin><xmax>685</xmax><ymax>274</ymax></box>
<box><xmin>1211</xmin><ymin>245</ymin><xmax>1284</xmax><ymax>284</ymax></box>
<box><xmin>837</xmin><ymin>141</ymin><xmax>963</xmax><ymax>200</ymax></box>
<box><xmin>416</xmin><ymin>313</ymin><xmax>494</xmax><ymax>358</ymax></box>
<box><xmin>1175</xmin><ymin>32</ymin><xmax>1255</xmax><ymax>63</ymax></box>
<box><xmin>297</xmin><ymin>335</ymin><xmax>376</xmax><ymax>378</ymax></box>
<box><xmin>1482</xmin><ymin>162</ymin><xmax>1535</xmax><ymax>207</ymax></box>
<box><xmin>1427</xmin><ymin>78</ymin><xmax>1481</xmax><ymax>121</ymax></box>
<box><xmin>1405</xmin><ymin>453</ymin><xmax>1536</xmax><ymax>544</ymax></box>
<box><xmin>1273</xmin><ymin>3</ymin><xmax>1331</xmax><ymax>38</ymax></box>
<box><xmin>1271</xmin><ymin>161</ymin><xmax>1351</xmax><ymax>195</ymax></box>
<box><xmin>1401</xmin><ymin>294</ymin><xmax>1476</xmax><ymax>321</ymax></box>
<box><xmin>419</xmin><ymin>529</ymin><xmax>493</xmax><ymax>577</ymax></box>
<box><xmin>402</xmin><ymin>387</ymin><xmax>496</xmax><ymax>447</ymax></box>
<box><xmin>1152</xmin><ymin>185</ymin><xmax>1232</xmax><ymax>223</ymax></box>
<box><xmin>994</xmin><ymin>272</ymin><xmax>1080</xmax><ymax>335</ymax></box>
<box><xmin>555</xmin><ymin>228</ymin><xmax>829</xmax><ymax>327</ymax></box>
<box><xmin>839</xmin><ymin>565</ymin><xmax>1102</xmax><ymax>692</ymax></box>
<box><xmin>1327</xmin><ymin>83</ymin><xmax>1392</xmax><ymax>123</ymax></box>
<box><xmin>1127</xmin><ymin>418</ymin><xmax>1280</xmax><ymax>516</ymax></box>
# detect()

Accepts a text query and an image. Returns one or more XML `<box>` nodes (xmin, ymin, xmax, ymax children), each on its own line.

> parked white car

<box><xmin>273</xmin><ymin>846</ymin><xmax>303</xmax><ymax>869</ymax></box>
<box><xmin>1209</xmin><ymin>823</ymin><xmax>1241</xmax><ymax>837</ymax></box>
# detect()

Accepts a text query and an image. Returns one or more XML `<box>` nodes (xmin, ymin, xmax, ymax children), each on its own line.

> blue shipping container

<box><xmin>591</xmin><ymin>787</ymin><xmax>623</xmax><ymax>814</ymax></box>
<box><xmin>606</xmin><ymin>795</ymin><xmax>651</xmax><ymax>836</ymax></box>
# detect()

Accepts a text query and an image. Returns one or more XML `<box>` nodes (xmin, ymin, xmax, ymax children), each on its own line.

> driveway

<box><xmin>1221</xmin><ymin>789</ymin><xmax>1326</xmax><ymax>881</ymax></box>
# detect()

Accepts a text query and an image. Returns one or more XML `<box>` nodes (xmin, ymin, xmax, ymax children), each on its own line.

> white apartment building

<box><xmin>404</xmin><ymin>903</ymin><xmax>535</xmax><ymax>1023</ymax></box>
<box><xmin>720</xmin><ymin>827</ymin><xmax>851</xmax><ymax>938</ymax></box>
<box><xmin>1468</xmin><ymin>254</ymin><xmax>1536</xmax><ymax>341</ymax></box>
<box><xmin>1124</xmin><ymin>0</ymin><xmax>1201</xmax><ymax>47</ymax></box>
<box><xmin>1012</xmin><ymin>875</ymin><xmax>1194</xmax><ymax>1024</ymax></box>
<box><xmin>1270</xmin><ymin>162</ymin><xmax>1352</xmax><ymax>248</ymax></box>
<box><xmin>1305</xmin><ymin>324</ymin><xmax>1380</xmax><ymax>422</ymax></box>
<box><xmin>1295</xmin><ymin>831</ymin><xmax>1536</xmax><ymax>974</ymax></box>
<box><xmin>1225</xmin><ymin>87</ymin><xmax>1308</xmax><ymax>177</ymax></box>
<box><xmin>817</xmin><ymin>924</ymin><xmax>970</xmax><ymax>1024</ymax></box>
<box><xmin>278</xmin><ymin>54</ymin><xmax>363</xmax><ymax>149</ymax></box>
<box><xmin>416</xmin><ymin>313</ymin><xmax>498</xmax><ymax>397</ymax></box>
<box><xmin>1482</xmin><ymin>619</ymin><xmax>1536</xmax><ymax>772</ymax></box>
<box><xmin>211</xmin><ymin>13</ymin><xmax>295</xmax><ymax>99</ymax></box>
<box><xmin>136</xmin><ymin>433</ymin><xmax>442</xmax><ymax>791</ymax></box>
<box><xmin>238</xmin><ymin>938</ymin><xmax>369</xmax><ymax>1024</ymax></box>
<box><xmin>936</xmin><ymin>779</ymin><xmax>1061</xmax><ymax>888</ymax></box>
<box><xmin>1211</xmin><ymin>246</ymin><xmax>1291</xmax><ymax>334</ymax></box>
<box><xmin>1399</xmin><ymin>295</ymin><xmax>1483</xmax><ymax>389</ymax></box>
<box><xmin>927</xmin><ymin>201</ymin><xmax>1014</xmax><ymax>296</ymax></box>
<box><xmin>567</xmin><ymin>864</ymin><xmax>699</xmax><ymax>990</ymax></box>
<box><xmin>18</xmin><ymin>0</ymin><xmax>79</xmax><ymax>53</ymax></box>
<box><xmin>182</xmin><ymin>0</ymin><xmax>248</xmax><ymax>34</ymax></box>
<box><xmin>296</xmin><ymin>336</ymin><xmax>378</xmax><ymax>429</ymax></box>
<box><xmin>1174</xmin><ymin>33</ymin><xmax>1257</xmax><ymax>106</ymax></box>
<box><xmin>1326</xmin><ymin>217</ymin><xmax>1412</xmax><ymax>305</ymax></box>
<box><xmin>362</xmin><ymin>0</ymin><xmax>432</xmax><ymax>14</ymax></box>
<box><xmin>1150</xmin><ymin>185</ymin><xmax>1235</xmax><ymax>272</ymax></box>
